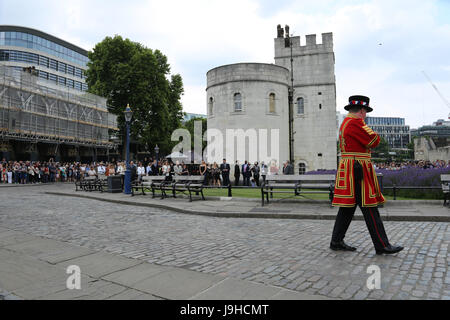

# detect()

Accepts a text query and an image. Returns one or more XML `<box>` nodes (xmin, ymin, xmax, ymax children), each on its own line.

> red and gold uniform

<box><xmin>332</xmin><ymin>113</ymin><xmax>385</xmax><ymax>207</ymax></box>
<box><xmin>330</xmin><ymin>95</ymin><xmax>403</xmax><ymax>255</ymax></box>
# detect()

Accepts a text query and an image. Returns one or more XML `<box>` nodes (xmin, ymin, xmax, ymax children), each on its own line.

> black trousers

<box><xmin>243</xmin><ymin>174</ymin><xmax>250</xmax><ymax>186</ymax></box>
<box><xmin>222</xmin><ymin>174</ymin><xmax>230</xmax><ymax>186</ymax></box>
<box><xmin>253</xmin><ymin>174</ymin><xmax>260</xmax><ymax>186</ymax></box>
<box><xmin>331</xmin><ymin>176</ymin><xmax>390</xmax><ymax>251</ymax></box>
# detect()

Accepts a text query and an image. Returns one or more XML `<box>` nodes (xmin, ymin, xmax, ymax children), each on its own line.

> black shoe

<box><xmin>330</xmin><ymin>241</ymin><xmax>356</xmax><ymax>251</ymax></box>
<box><xmin>376</xmin><ymin>245</ymin><xmax>404</xmax><ymax>255</ymax></box>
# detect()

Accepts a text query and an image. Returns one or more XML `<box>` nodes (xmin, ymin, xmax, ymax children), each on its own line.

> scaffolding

<box><xmin>0</xmin><ymin>65</ymin><xmax>118</xmax><ymax>149</ymax></box>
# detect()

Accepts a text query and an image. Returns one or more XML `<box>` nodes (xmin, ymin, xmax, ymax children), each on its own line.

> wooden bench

<box><xmin>94</xmin><ymin>174</ymin><xmax>108</xmax><ymax>192</ymax></box>
<box><xmin>261</xmin><ymin>174</ymin><xmax>335</xmax><ymax>206</ymax></box>
<box><xmin>131</xmin><ymin>175</ymin><xmax>167</xmax><ymax>197</ymax></box>
<box><xmin>75</xmin><ymin>175</ymin><xmax>108</xmax><ymax>192</ymax></box>
<box><xmin>164</xmin><ymin>175</ymin><xmax>205</xmax><ymax>201</ymax></box>
<box><xmin>75</xmin><ymin>176</ymin><xmax>97</xmax><ymax>191</ymax></box>
<box><xmin>441</xmin><ymin>174</ymin><xmax>450</xmax><ymax>206</ymax></box>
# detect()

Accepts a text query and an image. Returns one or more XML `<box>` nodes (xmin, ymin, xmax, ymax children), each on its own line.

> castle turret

<box><xmin>274</xmin><ymin>26</ymin><xmax>337</xmax><ymax>172</ymax></box>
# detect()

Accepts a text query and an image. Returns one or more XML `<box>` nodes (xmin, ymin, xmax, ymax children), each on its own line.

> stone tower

<box><xmin>206</xmin><ymin>63</ymin><xmax>290</xmax><ymax>166</ymax></box>
<box><xmin>274</xmin><ymin>26</ymin><xmax>337</xmax><ymax>171</ymax></box>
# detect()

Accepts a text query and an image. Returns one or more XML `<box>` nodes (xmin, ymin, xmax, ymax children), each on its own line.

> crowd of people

<box><xmin>3</xmin><ymin>157</ymin><xmax>448</xmax><ymax>186</ymax></box>
<box><xmin>373</xmin><ymin>160</ymin><xmax>450</xmax><ymax>170</ymax></box>
<box><xmin>0</xmin><ymin>157</ymin><xmax>296</xmax><ymax>187</ymax></box>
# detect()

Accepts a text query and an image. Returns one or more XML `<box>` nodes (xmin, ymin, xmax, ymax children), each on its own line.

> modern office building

<box><xmin>0</xmin><ymin>25</ymin><xmax>89</xmax><ymax>92</ymax></box>
<box><xmin>183</xmin><ymin>112</ymin><xmax>206</xmax><ymax>122</ymax></box>
<box><xmin>0</xmin><ymin>25</ymin><xmax>118</xmax><ymax>162</ymax></box>
<box><xmin>365</xmin><ymin>116</ymin><xmax>410</xmax><ymax>150</ymax></box>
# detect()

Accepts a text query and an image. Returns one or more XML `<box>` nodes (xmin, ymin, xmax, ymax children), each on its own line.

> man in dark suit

<box><xmin>150</xmin><ymin>159</ymin><xmax>158</xmax><ymax>176</ymax></box>
<box><xmin>234</xmin><ymin>161</ymin><xmax>240</xmax><ymax>186</ymax></box>
<box><xmin>283</xmin><ymin>160</ymin><xmax>294</xmax><ymax>175</ymax></box>
<box><xmin>242</xmin><ymin>161</ymin><xmax>250</xmax><ymax>186</ymax></box>
<box><xmin>130</xmin><ymin>161</ymin><xmax>137</xmax><ymax>182</ymax></box>
<box><xmin>220</xmin><ymin>158</ymin><xmax>230</xmax><ymax>186</ymax></box>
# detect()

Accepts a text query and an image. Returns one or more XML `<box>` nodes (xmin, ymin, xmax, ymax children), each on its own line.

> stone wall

<box><xmin>206</xmin><ymin>63</ymin><xmax>289</xmax><ymax>172</ymax></box>
<box><xmin>414</xmin><ymin>137</ymin><xmax>450</xmax><ymax>161</ymax></box>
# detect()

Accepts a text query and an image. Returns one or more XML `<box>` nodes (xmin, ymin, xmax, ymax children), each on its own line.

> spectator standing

<box><xmin>1</xmin><ymin>163</ymin><xmax>6</xmax><ymax>183</ymax></box>
<box><xmin>68</xmin><ymin>165</ymin><xmax>73</xmax><ymax>182</ymax></box>
<box><xmin>108</xmin><ymin>163</ymin><xmax>116</xmax><ymax>176</ymax></box>
<box><xmin>97</xmin><ymin>162</ymin><xmax>106</xmax><ymax>176</ymax></box>
<box><xmin>220</xmin><ymin>158</ymin><xmax>230</xmax><ymax>186</ymax></box>
<box><xmin>252</xmin><ymin>162</ymin><xmax>260</xmax><ymax>186</ymax></box>
<box><xmin>174</xmin><ymin>161</ymin><xmax>182</xmax><ymax>176</ymax></box>
<box><xmin>44</xmin><ymin>165</ymin><xmax>50</xmax><ymax>183</ymax></box>
<box><xmin>88</xmin><ymin>165</ymin><xmax>96</xmax><ymax>177</ymax></box>
<box><xmin>28</xmin><ymin>164</ymin><xmax>35</xmax><ymax>183</ymax></box>
<box><xmin>13</xmin><ymin>163</ymin><xmax>20</xmax><ymax>184</ymax></box>
<box><xmin>242</xmin><ymin>161</ymin><xmax>251</xmax><ymax>186</ymax></box>
<box><xmin>212</xmin><ymin>162</ymin><xmax>221</xmax><ymax>187</ymax></box>
<box><xmin>260</xmin><ymin>161</ymin><xmax>267</xmax><ymax>184</ymax></box>
<box><xmin>200</xmin><ymin>160</ymin><xmax>207</xmax><ymax>185</ymax></box>
<box><xmin>146</xmin><ymin>162</ymin><xmax>152</xmax><ymax>176</ymax></box>
<box><xmin>130</xmin><ymin>161</ymin><xmax>137</xmax><ymax>182</ymax></box>
<box><xmin>20</xmin><ymin>163</ymin><xmax>27</xmax><ymax>184</ymax></box>
<box><xmin>234</xmin><ymin>160</ymin><xmax>240</xmax><ymax>186</ymax></box>
<box><xmin>7</xmin><ymin>165</ymin><xmax>12</xmax><ymax>184</ymax></box>
<box><xmin>283</xmin><ymin>161</ymin><xmax>294</xmax><ymax>175</ymax></box>
<box><xmin>137</xmin><ymin>162</ymin><xmax>145</xmax><ymax>182</ymax></box>
<box><xmin>181</xmin><ymin>163</ymin><xmax>189</xmax><ymax>175</ymax></box>
<box><xmin>117</xmin><ymin>162</ymin><xmax>125</xmax><ymax>175</ymax></box>
<box><xmin>269</xmin><ymin>159</ymin><xmax>279</xmax><ymax>175</ymax></box>
<box><xmin>151</xmin><ymin>160</ymin><xmax>159</xmax><ymax>176</ymax></box>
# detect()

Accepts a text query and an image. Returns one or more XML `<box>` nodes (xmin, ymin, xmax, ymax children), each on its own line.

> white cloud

<box><xmin>181</xmin><ymin>84</ymin><xmax>206</xmax><ymax>114</ymax></box>
<box><xmin>1</xmin><ymin>0</ymin><xmax>449</xmax><ymax>128</ymax></box>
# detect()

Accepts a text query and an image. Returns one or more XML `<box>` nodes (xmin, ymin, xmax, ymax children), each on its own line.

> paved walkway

<box><xmin>46</xmin><ymin>183</ymin><xmax>450</xmax><ymax>222</ymax></box>
<box><xmin>0</xmin><ymin>183</ymin><xmax>449</xmax><ymax>300</ymax></box>
<box><xmin>0</xmin><ymin>226</ymin><xmax>327</xmax><ymax>300</ymax></box>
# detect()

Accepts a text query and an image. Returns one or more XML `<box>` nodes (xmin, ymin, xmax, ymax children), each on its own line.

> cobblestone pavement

<box><xmin>0</xmin><ymin>185</ymin><xmax>449</xmax><ymax>300</ymax></box>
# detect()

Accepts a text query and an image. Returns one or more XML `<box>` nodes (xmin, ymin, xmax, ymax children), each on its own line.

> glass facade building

<box><xmin>365</xmin><ymin>116</ymin><xmax>411</xmax><ymax>149</ymax></box>
<box><xmin>183</xmin><ymin>112</ymin><xmax>207</xmax><ymax>122</ymax></box>
<box><xmin>0</xmin><ymin>26</ymin><xmax>89</xmax><ymax>92</ymax></box>
<box><xmin>0</xmin><ymin>26</ymin><xmax>118</xmax><ymax>162</ymax></box>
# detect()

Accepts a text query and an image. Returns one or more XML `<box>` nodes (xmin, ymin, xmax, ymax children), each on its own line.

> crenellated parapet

<box><xmin>274</xmin><ymin>25</ymin><xmax>333</xmax><ymax>58</ymax></box>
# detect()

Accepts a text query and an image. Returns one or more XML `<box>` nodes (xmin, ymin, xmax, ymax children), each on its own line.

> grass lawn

<box><xmin>202</xmin><ymin>187</ymin><xmax>418</xmax><ymax>201</ymax></box>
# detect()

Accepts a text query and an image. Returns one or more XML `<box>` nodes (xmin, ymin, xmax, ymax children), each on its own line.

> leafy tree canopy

<box><xmin>182</xmin><ymin>116</ymin><xmax>207</xmax><ymax>151</ymax></box>
<box><xmin>85</xmin><ymin>35</ymin><xmax>184</xmax><ymax>156</ymax></box>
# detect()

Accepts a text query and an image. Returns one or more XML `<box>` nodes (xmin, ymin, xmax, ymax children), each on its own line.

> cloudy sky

<box><xmin>1</xmin><ymin>0</ymin><xmax>449</xmax><ymax>129</ymax></box>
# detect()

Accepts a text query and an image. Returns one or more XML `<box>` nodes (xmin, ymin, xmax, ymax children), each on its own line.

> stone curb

<box><xmin>45</xmin><ymin>192</ymin><xmax>450</xmax><ymax>222</ymax></box>
<box><xmin>0</xmin><ymin>183</ymin><xmax>58</xmax><ymax>187</ymax></box>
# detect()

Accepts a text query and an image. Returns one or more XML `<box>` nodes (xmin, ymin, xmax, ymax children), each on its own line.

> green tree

<box><xmin>85</xmin><ymin>35</ymin><xmax>184</xmax><ymax>156</ymax></box>
<box><xmin>373</xmin><ymin>136</ymin><xmax>390</xmax><ymax>157</ymax></box>
<box><xmin>406</xmin><ymin>138</ymin><xmax>415</xmax><ymax>160</ymax></box>
<box><xmin>183</xmin><ymin>117</ymin><xmax>207</xmax><ymax>151</ymax></box>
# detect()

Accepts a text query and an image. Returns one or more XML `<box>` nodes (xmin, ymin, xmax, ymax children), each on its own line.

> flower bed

<box><xmin>306</xmin><ymin>167</ymin><xmax>450</xmax><ymax>199</ymax></box>
<box><xmin>376</xmin><ymin>167</ymin><xmax>450</xmax><ymax>199</ymax></box>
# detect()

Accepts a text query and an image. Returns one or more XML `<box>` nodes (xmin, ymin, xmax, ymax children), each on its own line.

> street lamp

<box><xmin>124</xmin><ymin>104</ymin><xmax>133</xmax><ymax>194</ymax></box>
<box><xmin>154</xmin><ymin>144</ymin><xmax>159</xmax><ymax>162</ymax></box>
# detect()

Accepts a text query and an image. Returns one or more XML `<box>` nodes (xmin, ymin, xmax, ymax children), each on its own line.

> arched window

<box><xmin>269</xmin><ymin>93</ymin><xmax>276</xmax><ymax>113</ymax></box>
<box><xmin>234</xmin><ymin>93</ymin><xmax>242</xmax><ymax>112</ymax></box>
<box><xmin>297</xmin><ymin>97</ymin><xmax>304</xmax><ymax>114</ymax></box>
<box><xmin>208</xmin><ymin>97</ymin><xmax>214</xmax><ymax>115</ymax></box>
<box><xmin>298</xmin><ymin>162</ymin><xmax>306</xmax><ymax>174</ymax></box>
